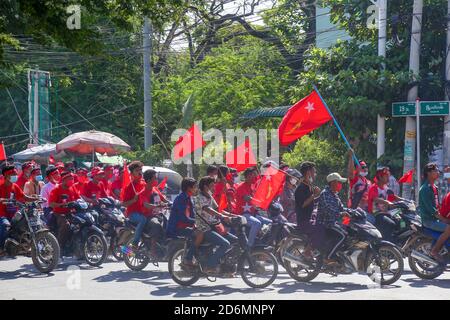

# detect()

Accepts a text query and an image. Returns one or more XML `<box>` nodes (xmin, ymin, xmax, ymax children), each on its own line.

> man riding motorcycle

<box><xmin>193</xmin><ymin>176</ymin><xmax>238</xmax><ymax>274</ymax></box>
<box><xmin>367</xmin><ymin>167</ymin><xmax>401</xmax><ymax>242</ymax></box>
<box><xmin>316</xmin><ymin>173</ymin><xmax>349</xmax><ymax>266</ymax></box>
<box><xmin>419</xmin><ymin>163</ymin><xmax>450</xmax><ymax>262</ymax></box>
<box><xmin>0</xmin><ymin>165</ymin><xmax>39</xmax><ymax>256</ymax></box>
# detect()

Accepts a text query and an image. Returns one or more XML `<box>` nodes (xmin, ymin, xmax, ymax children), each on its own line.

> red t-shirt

<box><xmin>16</xmin><ymin>174</ymin><xmax>28</xmax><ymax>190</ymax></box>
<box><xmin>213</xmin><ymin>181</ymin><xmax>227</xmax><ymax>204</ymax></box>
<box><xmin>101</xmin><ymin>178</ymin><xmax>112</xmax><ymax>196</ymax></box>
<box><xmin>73</xmin><ymin>181</ymin><xmax>87</xmax><ymax>195</ymax></box>
<box><xmin>235</xmin><ymin>181</ymin><xmax>256</xmax><ymax>215</ymax></box>
<box><xmin>48</xmin><ymin>185</ymin><xmax>80</xmax><ymax>215</ymax></box>
<box><xmin>110</xmin><ymin>178</ymin><xmax>122</xmax><ymax>200</ymax></box>
<box><xmin>440</xmin><ymin>192</ymin><xmax>450</xmax><ymax>219</ymax></box>
<box><xmin>82</xmin><ymin>181</ymin><xmax>108</xmax><ymax>200</ymax></box>
<box><xmin>0</xmin><ymin>183</ymin><xmax>25</xmax><ymax>218</ymax></box>
<box><xmin>122</xmin><ymin>180</ymin><xmax>146</xmax><ymax>217</ymax></box>
<box><xmin>139</xmin><ymin>187</ymin><xmax>164</xmax><ymax>218</ymax></box>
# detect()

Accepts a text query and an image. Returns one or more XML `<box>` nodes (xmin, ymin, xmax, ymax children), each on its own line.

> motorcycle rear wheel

<box><xmin>31</xmin><ymin>232</ymin><xmax>60</xmax><ymax>273</ymax></box>
<box><xmin>123</xmin><ymin>236</ymin><xmax>150</xmax><ymax>271</ymax></box>
<box><xmin>408</xmin><ymin>239</ymin><xmax>445</xmax><ymax>280</ymax></box>
<box><xmin>110</xmin><ymin>236</ymin><xmax>124</xmax><ymax>261</ymax></box>
<box><xmin>283</xmin><ymin>240</ymin><xmax>320</xmax><ymax>282</ymax></box>
<box><xmin>168</xmin><ymin>248</ymin><xmax>199</xmax><ymax>286</ymax></box>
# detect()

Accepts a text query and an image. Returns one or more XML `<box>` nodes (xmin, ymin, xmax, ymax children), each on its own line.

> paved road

<box><xmin>0</xmin><ymin>256</ymin><xmax>449</xmax><ymax>300</ymax></box>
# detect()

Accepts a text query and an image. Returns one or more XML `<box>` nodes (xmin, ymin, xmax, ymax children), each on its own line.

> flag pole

<box><xmin>313</xmin><ymin>85</ymin><xmax>360</xmax><ymax>166</ymax></box>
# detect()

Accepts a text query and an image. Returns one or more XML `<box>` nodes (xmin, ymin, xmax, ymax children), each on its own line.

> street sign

<box><xmin>392</xmin><ymin>102</ymin><xmax>416</xmax><ymax>117</ymax></box>
<box><xmin>392</xmin><ymin>101</ymin><xmax>450</xmax><ymax>117</ymax></box>
<box><xmin>420</xmin><ymin>101</ymin><xmax>450</xmax><ymax>116</ymax></box>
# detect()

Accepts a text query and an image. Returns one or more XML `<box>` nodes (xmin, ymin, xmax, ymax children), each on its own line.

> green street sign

<box><xmin>420</xmin><ymin>101</ymin><xmax>450</xmax><ymax>116</ymax></box>
<box><xmin>392</xmin><ymin>102</ymin><xmax>416</xmax><ymax>117</ymax></box>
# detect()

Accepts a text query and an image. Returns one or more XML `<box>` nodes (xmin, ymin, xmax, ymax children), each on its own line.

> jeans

<box><xmin>423</xmin><ymin>220</ymin><xmax>447</xmax><ymax>233</ymax></box>
<box><xmin>0</xmin><ymin>217</ymin><xmax>11</xmax><ymax>249</ymax></box>
<box><xmin>203</xmin><ymin>231</ymin><xmax>237</xmax><ymax>268</ymax></box>
<box><xmin>243</xmin><ymin>212</ymin><xmax>272</xmax><ymax>247</ymax></box>
<box><xmin>176</xmin><ymin>228</ymin><xmax>196</xmax><ymax>262</ymax></box>
<box><xmin>129</xmin><ymin>212</ymin><xmax>147</xmax><ymax>245</ymax></box>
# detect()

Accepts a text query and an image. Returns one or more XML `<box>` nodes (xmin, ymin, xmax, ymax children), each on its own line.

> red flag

<box><xmin>278</xmin><ymin>90</ymin><xmax>332</xmax><ymax>146</ymax></box>
<box><xmin>158</xmin><ymin>176</ymin><xmax>168</xmax><ymax>190</ymax></box>
<box><xmin>49</xmin><ymin>154</ymin><xmax>55</xmax><ymax>164</ymax></box>
<box><xmin>399</xmin><ymin>169</ymin><xmax>414</xmax><ymax>184</ymax></box>
<box><xmin>251</xmin><ymin>166</ymin><xmax>286</xmax><ymax>210</ymax></box>
<box><xmin>173</xmin><ymin>124</ymin><xmax>206</xmax><ymax>160</ymax></box>
<box><xmin>0</xmin><ymin>143</ymin><xmax>6</xmax><ymax>161</ymax></box>
<box><xmin>218</xmin><ymin>192</ymin><xmax>227</xmax><ymax>213</ymax></box>
<box><xmin>225</xmin><ymin>138</ymin><xmax>257</xmax><ymax>172</ymax></box>
<box><xmin>120</xmin><ymin>161</ymin><xmax>131</xmax><ymax>201</ymax></box>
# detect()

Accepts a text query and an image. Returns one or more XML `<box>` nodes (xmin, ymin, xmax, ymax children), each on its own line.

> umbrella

<box><xmin>12</xmin><ymin>143</ymin><xmax>66</xmax><ymax>164</ymax></box>
<box><xmin>56</xmin><ymin>130</ymin><xmax>131</xmax><ymax>158</ymax></box>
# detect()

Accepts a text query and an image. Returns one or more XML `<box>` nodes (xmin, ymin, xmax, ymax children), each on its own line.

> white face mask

<box><xmin>308</xmin><ymin>177</ymin><xmax>313</xmax><ymax>184</ymax></box>
<box><xmin>234</xmin><ymin>177</ymin><xmax>240</xmax><ymax>184</ymax></box>
<box><xmin>359</xmin><ymin>172</ymin><xmax>368</xmax><ymax>177</ymax></box>
<box><xmin>290</xmin><ymin>178</ymin><xmax>298</xmax><ymax>185</ymax></box>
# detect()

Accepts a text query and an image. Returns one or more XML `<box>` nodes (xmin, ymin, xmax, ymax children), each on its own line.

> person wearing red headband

<box><xmin>367</xmin><ymin>167</ymin><xmax>401</xmax><ymax>242</ymax></box>
<box><xmin>347</xmin><ymin>150</ymin><xmax>371</xmax><ymax>211</ymax></box>
<box><xmin>16</xmin><ymin>161</ymin><xmax>33</xmax><ymax>190</ymax></box>
<box><xmin>48</xmin><ymin>171</ymin><xmax>80</xmax><ymax>254</ymax></box>
<box><xmin>81</xmin><ymin>168</ymin><xmax>108</xmax><ymax>205</ymax></box>
<box><xmin>0</xmin><ymin>165</ymin><xmax>39</xmax><ymax>255</ymax></box>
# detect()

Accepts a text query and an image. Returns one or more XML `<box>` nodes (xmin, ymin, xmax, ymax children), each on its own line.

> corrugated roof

<box><xmin>240</xmin><ymin>106</ymin><xmax>291</xmax><ymax>119</ymax></box>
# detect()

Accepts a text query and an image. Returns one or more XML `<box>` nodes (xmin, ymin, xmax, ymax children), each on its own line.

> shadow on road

<box><xmin>273</xmin><ymin>279</ymin><xmax>400</xmax><ymax>294</ymax></box>
<box><xmin>93</xmin><ymin>269</ymin><xmax>171</xmax><ymax>284</ymax></box>
<box><xmin>403</xmin><ymin>277</ymin><xmax>450</xmax><ymax>289</ymax></box>
<box><xmin>150</xmin><ymin>283</ymin><xmax>272</xmax><ymax>298</ymax></box>
<box><xmin>0</xmin><ymin>263</ymin><xmax>55</xmax><ymax>280</ymax></box>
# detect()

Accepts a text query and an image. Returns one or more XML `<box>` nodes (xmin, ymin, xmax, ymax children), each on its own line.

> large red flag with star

<box><xmin>278</xmin><ymin>90</ymin><xmax>332</xmax><ymax>146</ymax></box>
<box><xmin>251</xmin><ymin>165</ymin><xmax>286</xmax><ymax>210</ymax></box>
<box><xmin>225</xmin><ymin>138</ymin><xmax>257</xmax><ymax>172</ymax></box>
<box><xmin>173</xmin><ymin>124</ymin><xmax>206</xmax><ymax>161</ymax></box>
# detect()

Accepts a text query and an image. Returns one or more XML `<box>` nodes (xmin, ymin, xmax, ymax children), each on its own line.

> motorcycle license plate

<box><xmin>29</xmin><ymin>217</ymin><xmax>41</xmax><ymax>227</ymax></box>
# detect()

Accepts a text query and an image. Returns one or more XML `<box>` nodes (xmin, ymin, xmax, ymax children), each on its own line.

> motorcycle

<box><xmin>4</xmin><ymin>199</ymin><xmax>60</xmax><ymax>273</ymax></box>
<box><xmin>254</xmin><ymin>201</ymin><xmax>296</xmax><ymax>268</ymax></box>
<box><xmin>408</xmin><ymin>227</ymin><xmax>450</xmax><ymax>280</ymax></box>
<box><xmin>121</xmin><ymin>204</ymin><xmax>184</xmax><ymax>271</ymax></box>
<box><xmin>282</xmin><ymin>208</ymin><xmax>404</xmax><ymax>286</ymax></box>
<box><xmin>168</xmin><ymin>216</ymin><xmax>279</xmax><ymax>288</ymax></box>
<box><xmin>93</xmin><ymin>197</ymin><xmax>126</xmax><ymax>261</ymax></box>
<box><xmin>381</xmin><ymin>200</ymin><xmax>423</xmax><ymax>256</ymax></box>
<box><xmin>51</xmin><ymin>199</ymin><xmax>108</xmax><ymax>267</ymax></box>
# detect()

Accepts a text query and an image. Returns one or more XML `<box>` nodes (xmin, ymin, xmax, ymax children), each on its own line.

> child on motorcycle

<box><xmin>166</xmin><ymin>177</ymin><xmax>203</xmax><ymax>268</ymax></box>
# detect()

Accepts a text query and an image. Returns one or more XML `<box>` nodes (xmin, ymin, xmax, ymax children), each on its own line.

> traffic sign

<box><xmin>420</xmin><ymin>101</ymin><xmax>450</xmax><ymax>116</ymax></box>
<box><xmin>392</xmin><ymin>102</ymin><xmax>416</xmax><ymax>117</ymax></box>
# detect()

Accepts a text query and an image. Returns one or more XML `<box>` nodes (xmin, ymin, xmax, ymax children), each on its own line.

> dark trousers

<box><xmin>176</xmin><ymin>228</ymin><xmax>196</xmax><ymax>262</ymax></box>
<box><xmin>375</xmin><ymin>214</ymin><xmax>396</xmax><ymax>243</ymax></box>
<box><xmin>55</xmin><ymin>214</ymin><xmax>71</xmax><ymax>251</ymax></box>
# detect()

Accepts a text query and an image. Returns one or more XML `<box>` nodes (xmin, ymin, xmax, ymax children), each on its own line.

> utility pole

<box><xmin>402</xmin><ymin>0</ymin><xmax>423</xmax><ymax>200</ymax></box>
<box><xmin>143</xmin><ymin>16</ymin><xmax>153</xmax><ymax>150</ymax></box>
<box><xmin>377</xmin><ymin>0</ymin><xmax>387</xmax><ymax>161</ymax></box>
<box><xmin>443</xmin><ymin>0</ymin><xmax>450</xmax><ymax>168</ymax></box>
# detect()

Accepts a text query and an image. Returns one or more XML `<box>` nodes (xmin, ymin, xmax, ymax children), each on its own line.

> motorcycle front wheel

<box><xmin>110</xmin><ymin>236</ymin><xmax>124</xmax><ymax>261</ymax></box>
<box><xmin>366</xmin><ymin>245</ymin><xmax>404</xmax><ymax>286</ymax></box>
<box><xmin>31</xmin><ymin>231</ymin><xmax>60</xmax><ymax>273</ymax></box>
<box><xmin>83</xmin><ymin>231</ymin><xmax>108</xmax><ymax>267</ymax></box>
<box><xmin>240</xmin><ymin>249</ymin><xmax>278</xmax><ymax>288</ymax></box>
